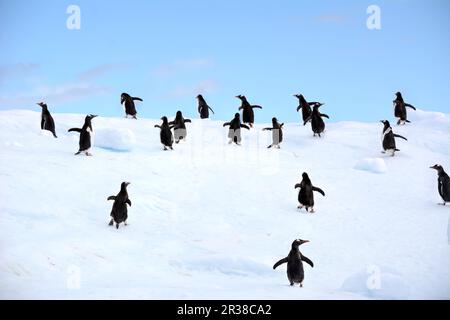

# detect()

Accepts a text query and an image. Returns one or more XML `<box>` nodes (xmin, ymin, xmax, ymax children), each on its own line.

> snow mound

<box><xmin>94</xmin><ymin>128</ymin><xmax>136</xmax><ymax>152</ymax></box>
<box><xmin>354</xmin><ymin>158</ymin><xmax>387</xmax><ymax>174</ymax></box>
<box><xmin>340</xmin><ymin>266</ymin><xmax>411</xmax><ymax>299</ymax></box>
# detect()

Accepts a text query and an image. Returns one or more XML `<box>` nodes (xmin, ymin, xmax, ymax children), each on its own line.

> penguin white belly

<box><xmin>87</xmin><ymin>127</ymin><xmax>95</xmax><ymax>150</ymax></box>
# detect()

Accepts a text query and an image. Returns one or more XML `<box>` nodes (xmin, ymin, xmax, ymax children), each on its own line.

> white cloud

<box><xmin>166</xmin><ymin>79</ymin><xmax>218</xmax><ymax>98</ymax></box>
<box><xmin>153</xmin><ymin>58</ymin><xmax>214</xmax><ymax>78</ymax></box>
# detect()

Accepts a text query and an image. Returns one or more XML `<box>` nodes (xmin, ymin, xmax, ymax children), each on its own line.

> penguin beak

<box><xmin>301</xmin><ymin>240</ymin><xmax>310</xmax><ymax>245</ymax></box>
<box><xmin>125</xmin><ymin>182</ymin><xmax>131</xmax><ymax>186</ymax></box>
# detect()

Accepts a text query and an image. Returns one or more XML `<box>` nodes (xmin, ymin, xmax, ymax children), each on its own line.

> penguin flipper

<box><xmin>209</xmin><ymin>107</ymin><xmax>215</xmax><ymax>114</ymax></box>
<box><xmin>295</xmin><ymin>183</ymin><xmax>301</xmax><ymax>189</ymax></box>
<box><xmin>184</xmin><ymin>119</ymin><xmax>192</xmax><ymax>123</ymax></box>
<box><xmin>393</xmin><ymin>134</ymin><xmax>407</xmax><ymax>141</ymax></box>
<box><xmin>296</xmin><ymin>106</ymin><xmax>301</xmax><ymax>112</ymax></box>
<box><xmin>68</xmin><ymin>128</ymin><xmax>82</xmax><ymax>133</ymax></box>
<box><xmin>320</xmin><ymin>113</ymin><xmax>330</xmax><ymax>119</ymax></box>
<box><xmin>301</xmin><ymin>255</ymin><xmax>314</xmax><ymax>268</ymax></box>
<box><xmin>154</xmin><ymin>125</ymin><xmax>161</xmax><ymax>129</ymax></box>
<box><xmin>223</xmin><ymin>122</ymin><xmax>230</xmax><ymax>127</ymax></box>
<box><xmin>126</xmin><ymin>199</ymin><xmax>132</xmax><ymax>206</ymax></box>
<box><xmin>303</xmin><ymin>117</ymin><xmax>312</xmax><ymax>126</ymax></box>
<box><xmin>132</xmin><ymin>97</ymin><xmax>143</xmax><ymax>102</ymax></box>
<box><xmin>273</xmin><ymin>257</ymin><xmax>288</xmax><ymax>269</ymax></box>
<box><xmin>107</xmin><ymin>196</ymin><xmax>116</xmax><ymax>201</ymax></box>
<box><xmin>252</xmin><ymin>105</ymin><xmax>263</xmax><ymax>109</ymax></box>
<box><xmin>312</xmin><ymin>186</ymin><xmax>325</xmax><ymax>197</ymax></box>
<box><xmin>41</xmin><ymin>118</ymin><xmax>44</xmax><ymax>130</ymax></box>
<box><xmin>241</xmin><ymin>124</ymin><xmax>250</xmax><ymax>130</ymax></box>
<box><xmin>405</xmin><ymin>103</ymin><xmax>416</xmax><ymax>110</ymax></box>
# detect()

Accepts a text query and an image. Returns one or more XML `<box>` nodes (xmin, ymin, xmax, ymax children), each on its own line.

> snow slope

<box><xmin>0</xmin><ymin>109</ymin><xmax>449</xmax><ymax>299</ymax></box>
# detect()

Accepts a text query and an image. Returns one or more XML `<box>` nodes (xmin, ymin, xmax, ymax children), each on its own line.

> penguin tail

<box><xmin>405</xmin><ymin>120</ymin><xmax>411</xmax><ymax>123</ymax></box>
<box><xmin>52</xmin><ymin>132</ymin><xmax>58</xmax><ymax>138</ymax></box>
<box><xmin>395</xmin><ymin>148</ymin><xmax>400</xmax><ymax>152</ymax></box>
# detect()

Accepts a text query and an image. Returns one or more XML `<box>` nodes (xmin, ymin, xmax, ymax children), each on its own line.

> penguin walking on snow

<box><xmin>393</xmin><ymin>92</ymin><xmax>416</xmax><ymax>125</ymax></box>
<box><xmin>155</xmin><ymin>116</ymin><xmax>174</xmax><ymax>150</ymax></box>
<box><xmin>68</xmin><ymin>114</ymin><xmax>97</xmax><ymax>156</ymax></box>
<box><xmin>37</xmin><ymin>102</ymin><xmax>57</xmax><ymax>138</ymax></box>
<box><xmin>107</xmin><ymin>182</ymin><xmax>132</xmax><ymax>229</ymax></box>
<box><xmin>294</xmin><ymin>94</ymin><xmax>323</xmax><ymax>124</ymax></box>
<box><xmin>236</xmin><ymin>95</ymin><xmax>262</xmax><ymax>128</ymax></box>
<box><xmin>430</xmin><ymin>165</ymin><xmax>450</xmax><ymax>205</ymax></box>
<box><xmin>121</xmin><ymin>93</ymin><xmax>143</xmax><ymax>119</ymax></box>
<box><xmin>273</xmin><ymin>239</ymin><xmax>314</xmax><ymax>287</ymax></box>
<box><xmin>223</xmin><ymin>113</ymin><xmax>250</xmax><ymax>145</ymax></box>
<box><xmin>196</xmin><ymin>94</ymin><xmax>215</xmax><ymax>119</ymax></box>
<box><xmin>169</xmin><ymin>111</ymin><xmax>191</xmax><ymax>143</ymax></box>
<box><xmin>263</xmin><ymin>117</ymin><xmax>284</xmax><ymax>149</ymax></box>
<box><xmin>295</xmin><ymin>172</ymin><xmax>325</xmax><ymax>213</ymax></box>
<box><xmin>304</xmin><ymin>105</ymin><xmax>329</xmax><ymax>137</ymax></box>
<box><xmin>380</xmin><ymin>120</ymin><xmax>407</xmax><ymax>156</ymax></box>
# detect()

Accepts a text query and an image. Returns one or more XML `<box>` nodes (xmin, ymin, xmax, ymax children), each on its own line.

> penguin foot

<box><xmin>228</xmin><ymin>139</ymin><xmax>233</xmax><ymax>144</ymax></box>
<box><xmin>163</xmin><ymin>146</ymin><xmax>168</xmax><ymax>150</ymax></box>
<box><xmin>297</xmin><ymin>205</ymin><xmax>304</xmax><ymax>210</ymax></box>
<box><xmin>75</xmin><ymin>151</ymin><xmax>81</xmax><ymax>155</ymax></box>
<box><xmin>108</xmin><ymin>219</ymin><xmax>114</xmax><ymax>226</ymax></box>
<box><xmin>267</xmin><ymin>144</ymin><xmax>273</xmax><ymax>149</ymax></box>
<box><xmin>309</xmin><ymin>208</ymin><xmax>316</xmax><ymax>213</ymax></box>
<box><xmin>175</xmin><ymin>140</ymin><xmax>180</xmax><ymax>144</ymax></box>
<box><xmin>85</xmin><ymin>152</ymin><xmax>93</xmax><ymax>156</ymax></box>
<box><xmin>116</xmin><ymin>223</ymin><xmax>119</xmax><ymax>229</ymax></box>
<box><xmin>438</xmin><ymin>202</ymin><xmax>447</xmax><ymax>206</ymax></box>
<box><xmin>300</xmin><ymin>283</ymin><xmax>303</xmax><ymax>288</ymax></box>
<box><xmin>290</xmin><ymin>282</ymin><xmax>294</xmax><ymax>286</ymax></box>
<box><xmin>124</xmin><ymin>221</ymin><xmax>128</xmax><ymax>226</ymax></box>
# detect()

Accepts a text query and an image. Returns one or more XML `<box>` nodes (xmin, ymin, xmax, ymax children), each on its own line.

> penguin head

<box><xmin>235</xmin><ymin>95</ymin><xmax>246</xmax><ymax>102</ymax></box>
<box><xmin>86</xmin><ymin>114</ymin><xmax>97</xmax><ymax>121</ymax></box>
<box><xmin>272</xmin><ymin>117</ymin><xmax>278</xmax><ymax>125</ymax></box>
<box><xmin>161</xmin><ymin>116</ymin><xmax>168</xmax><ymax>124</ymax></box>
<box><xmin>292</xmin><ymin>239</ymin><xmax>310</xmax><ymax>249</ymax></box>
<box><xmin>120</xmin><ymin>93</ymin><xmax>130</xmax><ymax>104</ymax></box>
<box><xmin>176</xmin><ymin>110</ymin><xmax>182</xmax><ymax>119</ymax></box>
<box><xmin>37</xmin><ymin>102</ymin><xmax>48</xmax><ymax>110</ymax></box>
<box><xmin>380</xmin><ymin>120</ymin><xmax>390</xmax><ymax>129</ymax></box>
<box><xmin>395</xmin><ymin>92</ymin><xmax>402</xmax><ymax>98</ymax></box>
<box><xmin>430</xmin><ymin>164</ymin><xmax>444</xmax><ymax>173</ymax></box>
<box><xmin>121</xmin><ymin>181</ymin><xmax>131</xmax><ymax>190</ymax></box>
<box><xmin>234</xmin><ymin>113</ymin><xmax>240</xmax><ymax>119</ymax></box>
<box><xmin>312</xmin><ymin>105</ymin><xmax>320</xmax><ymax>112</ymax></box>
<box><xmin>302</xmin><ymin>172</ymin><xmax>310</xmax><ymax>182</ymax></box>
<box><xmin>196</xmin><ymin>94</ymin><xmax>203</xmax><ymax>100</ymax></box>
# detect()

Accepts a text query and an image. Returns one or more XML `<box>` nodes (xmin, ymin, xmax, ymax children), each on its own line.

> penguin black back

<box><xmin>295</xmin><ymin>172</ymin><xmax>325</xmax><ymax>213</ymax></box>
<box><xmin>37</xmin><ymin>102</ymin><xmax>57</xmax><ymax>138</ymax></box>
<box><xmin>236</xmin><ymin>95</ymin><xmax>262</xmax><ymax>127</ymax></box>
<box><xmin>380</xmin><ymin>120</ymin><xmax>407</xmax><ymax>156</ymax></box>
<box><xmin>430</xmin><ymin>164</ymin><xmax>450</xmax><ymax>204</ymax></box>
<box><xmin>393</xmin><ymin>92</ymin><xmax>416</xmax><ymax>125</ymax></box>
<box><xmin>197</xmin><ymin>94</ymin><xmax>214</xmax><ymax>119</ymax></box>
<box><xmin>304</xmin><ymin>104</ymin><xmax>329</xmax><ymax>137</ymax></box>
<box><xmin>155</xmin><ymin>116</ymin><xmax>174</xmax><ymax>150</ymax></box>
<box><xmin>68</xmin><ymin>114</ymin><xmax>97</xmax><ymax>155</ymax></box>
<box><xmin>121</xmin><ymin>93</ymin><xmax>143</xmax><ymax>119</ymax></box>
<box><xmin>107</xmin><ymin>182</ymin><xmax>132</xmax><ymax>229</ymax></box>
<box><xmin>273</xmin><ymin>239</ymin><xmax>314</xmax><ymax>287</ymax></box>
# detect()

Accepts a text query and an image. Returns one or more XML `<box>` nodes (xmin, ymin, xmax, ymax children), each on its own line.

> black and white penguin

<box><xmin>68</xmin><ymin>114</ymin><xmax>97</xmax><ymax>156</ymax></box>
<box><xmin>393</xmin><ymin>92</ymin><xmax>416</xmax><ymax>125</ymax></box>
<box><xmin>37</xmin><ymin>102</ymin><xmax>57</xmax><ymax>138</ymax></box>
<box><xmin>294</xmin><ymin>94</ymin><xmax>323</xmax><ymax>124</ymax></box>
<box><xmin>223</xmin><ymin>113</ymin><xmax>250</xmax><ymax>145</ymax></box>
<box><xmin>107</xmin><ymin>182</ymin><xmax>132</xmax><ymax>229</ymax></box>
<box><xmin>154</xmin><ymin>116</ymin><xmax>174</xmax><ymax>150</ymax></box>
<box><xmin>169</xmin><ymin>111</ymin><xmax>192</xmax><ymax>143</ymax></box>
<box><xmin>430</xmin><ymin>165</ymin><xmax>450</xmax><ymax>205</ymax></box>
<box><xmin>120</xmin><ymin>93</ymin><xmax>143</xmax><ymax>119</ymax></box>
<box><xmin>236</xmin><ymin>95</ymin><xmax>262</xmax><ymax>128</ymax></box>
<box><xmin>273</xmin><ymin>239</ymin><xmax>314</xmax><ymax>287</ymax></box>
<box><xmin>263</xmin><ymin>117</ymin><xmax>284</xmax><ymax>149</ymax></box>
<box><xmin>380</xmin><ymin>120</ymin><xmax>407</xmax><ymax>156</ymax></box>
<box><xmin>304</xmin><ymin>105</ymin><xmax>329</xmax><ymax>137</ymax></box>
<box><xmin>295</xmin><ymin>172</ymin><xmax>325</xmax><ymax>213</ymax></box>
<box><xmin>196</xmin><ymin>94</ymin><xmax>215</xmax><ymax>119</ymax></box>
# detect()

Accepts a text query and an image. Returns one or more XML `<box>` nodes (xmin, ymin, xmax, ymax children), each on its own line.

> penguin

<box><xmin>380</xmin><ymin>120</ymin><xmax>407</xmax><ymax>156</ymax></box>
<box><xmin>154</xmin><ymin>116</ymin><xmax>174</xmax><ymax>150</ymax></box>
<box><xmin>393</xmin><ymin>92</ymin><xmax>416</xmax><ymax>125</ymax></box>
<box><xmin>120</xmin><ymin>93</ymin><xmax>143</xmax><ymax>119</ymax></box>
<box><xmin>430</xmin><ymin>165</ymin><xmax>450</xmax><ymax>205</ymax></box>
<box><xmin>294</xmin><ymin>94</ymin><xmax>323</xmax><ymax>124</ymax></box>
<box><xmin>263</xmin><ymin>117</ymin><xmax>284</xmax><ymax>149</ymax></box>
<box><xmin>223</xmin><ymin>113</ymin><xmax>250</xmax><ymax>145</ymax></box>
<box><xmin>304</xmin><ymin>105</ymin><xmax>329</xmax><ymax>137</ymax></box>
<box><xmin>68</xmin><ymin>114</ymin><xmax>97</xmax><ymax>156</ymax></box>
<box><xmin>196</xmin><ymin>94</ymin><xmax>215</xmax><ymax>119</ymax></box>
<box><xmin>295</xmin><ymin>172</ymin><xmax>325</xmax><ymax>213</ymax></box>
<box><xmin>236</xmin><ymin>95</ymin><xmax>262</xmax><ymax>128</ymax></box>
<box><xmin>273</xmin><ymin>239</ymin><xmax>314</xmax><ymax>287</ymax></box>
<box><xmin>107</xmin><ymin>182</ymin><xmax>132</xmax><ymax>229</ymax></box>
<box><xmin>168</xmin><ymin>111</ymin><xmax>192</xmax><ymax>143</ymax></box>
<box><xmin>36</xmin><ymin>102</ymin><xmax>57</xmax><ymax>138</ymax></box>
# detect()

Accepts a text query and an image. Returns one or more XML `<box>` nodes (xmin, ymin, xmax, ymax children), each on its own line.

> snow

<box><xmin>354</xmin><ymin>158</ymin><xmax>387</xmax><ymax>174</ymax></box>
<box><xmin>0</xmin><ymin>109</ymin><xmax>449</xmax><ymax>299</ymax></box>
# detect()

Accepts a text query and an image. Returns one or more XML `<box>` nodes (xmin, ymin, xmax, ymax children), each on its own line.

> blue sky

<box><xmin>1</xmin><ymin>0</ymin><xmax>449</xmax><ymax>122</ymax></box>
